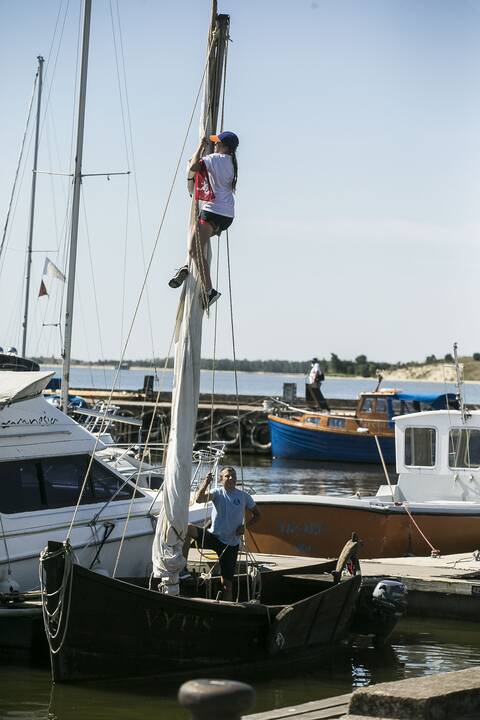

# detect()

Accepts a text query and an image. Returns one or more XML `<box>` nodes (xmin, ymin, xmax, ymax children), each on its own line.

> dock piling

<box><xmin>178</xmin><ymin>679</ymin><xmax>255</xmax><ymax>720</ymax></box>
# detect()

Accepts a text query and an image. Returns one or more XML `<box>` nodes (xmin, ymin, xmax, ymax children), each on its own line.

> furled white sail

<box><xmin>151</xmin><ymin>265</ymin><xmax>205</xmax><ymax>594</ymax></box>
<box><xmin>152</xmin><ymin>2</ymin><xmax>230</xmax><ymax>595</ymax></box>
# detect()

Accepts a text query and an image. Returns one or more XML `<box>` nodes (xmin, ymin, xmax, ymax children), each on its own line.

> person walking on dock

<box><xmin>307</xmin><ymin>358</ymin><xmax>329</xmax><ymax>410</ymax></box>
<box><xmin>168</xmin><ymin>131</ymin><xmax>239</xmax><ymax>309</ymax></box>
<box><xmin>187</xmin><ymin>466</ymin><xmax>260</xmax><ymax>601</ymax></box>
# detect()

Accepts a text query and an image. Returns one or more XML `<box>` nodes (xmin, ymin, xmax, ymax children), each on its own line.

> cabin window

<box><xmin>449</xmin><ymin>429</ymin><xmax>480</xmax><ymax>469</ymax></box>
<box><xmin>0</xmin><ymin>455</ymin><xmax>141</xmax><ymax>514</ymax></box>
<box><xmin>0</xmin><ymin>460</ymin><xmax>44</xmax><ymax>513</ymax></box>
<box><xmin>305</xmin><ymin>417</ymin><xmax>321</xmax><ymax>426</ymax></box>
<box><xmin>328</xmin><ymin>417</ymin><xmax>346</xmax><ymax>428</ymax></box>
<box><xmin>90</xmin><ymin>459</ymin><xmax>141</xmax><ymax>502</ymax></box>
<box><xmin>404</xmin><ymin>427</ymin><xmax>436</xmax><ymax>467</ymax></box>
<box><xmin>392</xmin><ymin>399</ymin><xmax>403</xmax><ymax>416</ymax></box>
<box><xmin>41</xmin><ymin>455</ymin><xmax>95</xmax><ymax>508</ymax></box>
<box><xmin>361</xmin><ymin>398</ymin><xmax>374</xmax><ymax>413</ymax></box>
<box><xmin>375</xmin><ymin>398</ymin><xmax>387</xmax><ymax>413</ymax></box>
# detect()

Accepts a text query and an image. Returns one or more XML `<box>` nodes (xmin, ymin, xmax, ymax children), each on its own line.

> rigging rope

<box><xmin>64</xmin><ymin>32</ymin><xmax>218</xmax><ymax>543</ymax></box>
<box><xmin>0</xmin><ymin>71</ymin><xmax>38</xmax><ymax>264</ymax></box>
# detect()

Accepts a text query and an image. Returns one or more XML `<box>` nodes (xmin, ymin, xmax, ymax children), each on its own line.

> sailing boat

<box><xmin>41</xmin><ymin>2</ymin><xmax>366</xmax><ymax>684</ymax></box>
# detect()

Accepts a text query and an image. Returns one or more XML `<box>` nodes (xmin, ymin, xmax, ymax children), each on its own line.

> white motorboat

<box><xmin>249</xmin><ymin>405</ymin><xmax>480</xmax><ymax>558</ymax></box>
<box><xmin>0</xmin><ymin>371</ymin><xmax>206</xmax><ymax>592</ymax></box>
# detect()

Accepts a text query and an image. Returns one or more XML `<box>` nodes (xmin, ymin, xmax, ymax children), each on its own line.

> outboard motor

<box><xmin>350</xmin><ymin>579</ymin><xmax>407</xmax><ymax>645</ymax></box>
<box><xmin>373</xmin><ymin>579</ymin><xmax>408</xmax><ymax>609</ymax></box>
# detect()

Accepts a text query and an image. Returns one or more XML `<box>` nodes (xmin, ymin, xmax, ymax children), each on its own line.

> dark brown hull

<box><xmin>43</xmin><ymin>547</ymin><xmax>361</xmax><ymax>683</ymax></box>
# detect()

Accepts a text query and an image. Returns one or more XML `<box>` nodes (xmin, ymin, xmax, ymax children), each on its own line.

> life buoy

<box><xmin>214</xmin><ymin>415</ymin><xmax>240</xmax><ymax>446</ymax></box>
<box><xmin>250</xmin><ymin>421</ymin><xmax>271</xmax><ymax>451</ymax></box>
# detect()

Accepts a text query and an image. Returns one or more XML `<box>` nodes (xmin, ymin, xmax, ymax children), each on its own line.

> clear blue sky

<box><xmin>1</xmin><ymin>0</ymin><xmax>479</xmax><ymax>364</ymax></box>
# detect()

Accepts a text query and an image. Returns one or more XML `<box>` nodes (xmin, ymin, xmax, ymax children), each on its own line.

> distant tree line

<box><xmin>32</xmin><ymin>352</ymin><xmax>480</xmax><ymax>377</ymax></box>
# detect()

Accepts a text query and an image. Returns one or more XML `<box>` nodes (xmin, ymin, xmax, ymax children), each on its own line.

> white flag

<box><xmin>43</xmin><ymin>257</ymin><xmax>66</xmax><ymax>282</ymax></box>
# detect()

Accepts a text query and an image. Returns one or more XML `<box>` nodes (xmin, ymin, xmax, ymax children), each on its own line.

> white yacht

<box><xmin>0</xmin><ymin>371</ymin><xmax>204</xmax><ymax>592</ymax></box>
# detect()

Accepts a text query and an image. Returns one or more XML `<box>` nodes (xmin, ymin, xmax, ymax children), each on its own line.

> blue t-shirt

<box><xmin>210</xmin><ymin>487</ymin><xmax>256</xmax><ymax>546</ymax></box>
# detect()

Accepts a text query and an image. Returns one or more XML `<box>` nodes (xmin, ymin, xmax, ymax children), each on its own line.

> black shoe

<box><xmin>205</xmin><ymin>289</ymin><xmax>221</xmax><ymax>310</ymax></box>
<box><xmin>168</xmin><ymin>265</ymin><xmax>188</xmax><ymax>288</ymax></box>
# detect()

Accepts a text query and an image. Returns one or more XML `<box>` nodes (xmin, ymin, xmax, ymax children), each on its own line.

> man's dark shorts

<box><xmin>198</xmin><ymin>529</ymin><xmax>239</xmax><ymax>581</ymax></box>
<box><xmin>199</xmin><ymin>210</ymin><xmax>234</xmax><ymax>234</ymax></box>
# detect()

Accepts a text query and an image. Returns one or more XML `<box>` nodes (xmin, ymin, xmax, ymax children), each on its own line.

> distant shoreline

<box><xmin>39</xmin><ymin>363</ymin><xmax>475</xmax><ymax>383</ymax></box>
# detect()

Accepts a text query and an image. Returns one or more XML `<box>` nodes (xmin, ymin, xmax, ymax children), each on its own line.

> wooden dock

<box><xmin>245</xmin><ymin>692</ymin><xmax>351</xmax><ymax>720</ymax></box>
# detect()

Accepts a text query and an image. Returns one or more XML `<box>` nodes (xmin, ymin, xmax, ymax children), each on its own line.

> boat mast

<box><xmin>61</xmin><ymin>0</ymin><xmax>92</xmax><ymax>412</ymax></box>
<box><xmin>21</xmin><ymin>55</ymin><xmax>44</xmax><ymax>358</ymax></box>
<box><xmin>453</xmin><ymin>342</ymin><xmax>469</xmax><ymax>424</ymax></box>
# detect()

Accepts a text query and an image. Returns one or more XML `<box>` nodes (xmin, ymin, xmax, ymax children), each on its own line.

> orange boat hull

<box><xmin>246</xmin><ymin>501</ymin><xmax>480</xmax><ymax>558</ymax></box>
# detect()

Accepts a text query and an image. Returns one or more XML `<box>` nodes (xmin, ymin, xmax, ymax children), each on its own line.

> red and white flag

<box><xmin>38</xmin><ymin>280</ymin><xmax>48</xmax><ymax>297</ymax></box>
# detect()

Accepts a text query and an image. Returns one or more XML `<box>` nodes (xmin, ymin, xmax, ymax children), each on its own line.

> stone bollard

<box><xmin>178</xmin><ymin>679</ymin><xmax>255</xmax><ymax>720</ymax></box>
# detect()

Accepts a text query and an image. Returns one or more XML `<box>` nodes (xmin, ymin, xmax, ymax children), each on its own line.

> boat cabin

<box><xmin>356</xmin><ymin>389</ymin><xmax>458</xmax><ymax>425</ymax></box>
<box><xmin>290</xmin><ymin>390</ymin><xmax>458</xmax><ymax>438</ymax></box>
<box><xmin>0</xmin><ymin>372</ymin><xmax>144</xmax><ymax>515</ymax></box>
<box><xmin>392</xmin><ymin>410</ymin><xmax>480</xmax><ymax>503</ymax></box>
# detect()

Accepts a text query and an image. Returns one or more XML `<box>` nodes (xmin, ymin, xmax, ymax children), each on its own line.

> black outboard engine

<box><xmin>350</xmin><ymin>578</ymin><xmax>407</xmax><ymax>645</ymax></box>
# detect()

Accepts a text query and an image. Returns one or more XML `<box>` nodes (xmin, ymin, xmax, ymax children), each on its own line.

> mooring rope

<box><xmin>39</xmin><ymin>542</ymin><xmax>75</xmax><ymax>655</ymax></box>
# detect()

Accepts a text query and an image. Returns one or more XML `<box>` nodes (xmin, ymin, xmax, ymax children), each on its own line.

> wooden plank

<box><xmin>245</xmin><ymin>693</ymin><xmax>351</xmax><ymax>720</ymax></box>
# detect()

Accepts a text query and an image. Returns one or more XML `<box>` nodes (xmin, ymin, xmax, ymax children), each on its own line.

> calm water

<box><xmin>2</xmin><ymin>619</ymin><xmax>480</xmax><ymax>720</ymax></box>
<box><xmin>41</xmin><ymin>365</ymin><xmax>480</xmax><ymax>403</ymax></box>
<box><xmin>4</xmin><ymin>458</ymin><xmax>479</xmax><ymax>719</ymax></box>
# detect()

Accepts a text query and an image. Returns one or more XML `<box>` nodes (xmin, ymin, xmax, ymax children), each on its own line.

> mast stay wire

<box><xmin>79</xmin><ymin>187</ymin><xmax>109</xmax><ymax>387</ymax></box>
<box><xmin>66</xmin><ymin>30</ymin><xmax>219</xmax><ymax>543</ymax></box>
<box><xmin>0</xmin><ymin>0</ymin><xmax>70</xmax><ymax>267</ymax></box>
<box><xmin>109</xmin><ymin>0</ymin><xmax>160</xmax><ymax>378</ymax></box>
<box><xmin>112</xmin><ymin>24</ymin><xmax>225</xmax><ymax>573</ymax></box>
<box><xmin>0</xmin><ymin>72</ymin><xmax>38</xmax><ymax>265</ymax></box>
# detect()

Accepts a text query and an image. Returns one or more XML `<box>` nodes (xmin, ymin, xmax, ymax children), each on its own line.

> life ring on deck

<box><xmin>250</xmin><ymin>421</ymin><xmax>271</xmax><ymax>451</ymax></box>
<box><xmin>214</xmin><ymin>415</ymin><xmax>241</xmax><ymax>446</ymax></box>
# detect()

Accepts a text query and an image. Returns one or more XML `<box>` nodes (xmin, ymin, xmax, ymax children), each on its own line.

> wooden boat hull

<box><xmin>43</xmin><ymin>546</ymin><xmax>361</xmax><ymax>683</ymax></box>
<box><xmin>247</xmin><ymin>499</ymin><xmax>480</xmax><ymax>558</ymax></box>
<box><xmin>269</xmin><ymin>417</ymin><xmax>395</xmax><ymax>463</ymax></box>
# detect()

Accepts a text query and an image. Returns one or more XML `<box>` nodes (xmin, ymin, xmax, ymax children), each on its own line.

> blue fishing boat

<box><xmin>269</xmin><ymin>389</ymin><xmax>457</xmax><ymax>463</ymax></box>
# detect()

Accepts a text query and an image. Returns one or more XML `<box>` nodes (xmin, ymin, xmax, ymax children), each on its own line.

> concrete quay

<box><xmin>360</xmin><ymin>552</ymin><xmax>480</xmax><ymax>621</ymax></box>
<box><xmin>243</xmin><ymin>668</ymin><xmax>480</xmax><ymax>719</ymax></box>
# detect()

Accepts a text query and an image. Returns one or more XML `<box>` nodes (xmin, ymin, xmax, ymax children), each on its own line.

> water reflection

<box><xmin>240</xmin><ymin>457</ymin><xmax>386</xmax><ymax>497</ymax></box>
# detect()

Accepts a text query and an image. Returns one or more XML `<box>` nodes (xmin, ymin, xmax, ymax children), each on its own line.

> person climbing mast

<box><xmin>168</xmin><ymin>130</ymin><xmax>239</xmax><ymax>309</ymax></box>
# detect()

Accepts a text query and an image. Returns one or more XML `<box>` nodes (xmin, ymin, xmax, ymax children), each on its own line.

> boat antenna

<box><xmin>453</xmin><ymin>342</ymin><xmax>469</xmax><ymax>424</ymax></box>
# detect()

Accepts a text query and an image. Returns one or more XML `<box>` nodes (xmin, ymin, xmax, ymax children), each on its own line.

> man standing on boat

<box><xmin>187</xmin><ymin>466</ymin><xmax>260</xmax><ymax>601</ymax></box>
<box><xmin>307</xmin><ymin>358</ymin><xmax>329</xmax><ymax>410</ymax></box>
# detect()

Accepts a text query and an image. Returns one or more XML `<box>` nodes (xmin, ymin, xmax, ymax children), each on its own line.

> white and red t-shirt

<box><xmin>195</xmin><ymin>153</ymin><xmax>235</xmax><ymax>218</ymax></box>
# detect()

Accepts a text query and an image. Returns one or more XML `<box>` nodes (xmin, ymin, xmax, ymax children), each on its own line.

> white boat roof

<box><xmin>0</xmin><ymin>371</ymin><xmax>54</xmax><ymax>406</ymax></box>
<box><xmin>0</xmin><ymin>371</ymin><xmax>97</xmax><ymax>460</ymax></box>
<box><xmin>394</xmin><ymin>409</ymin><xmax>480</xmax><ymax>429</ymax></box>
